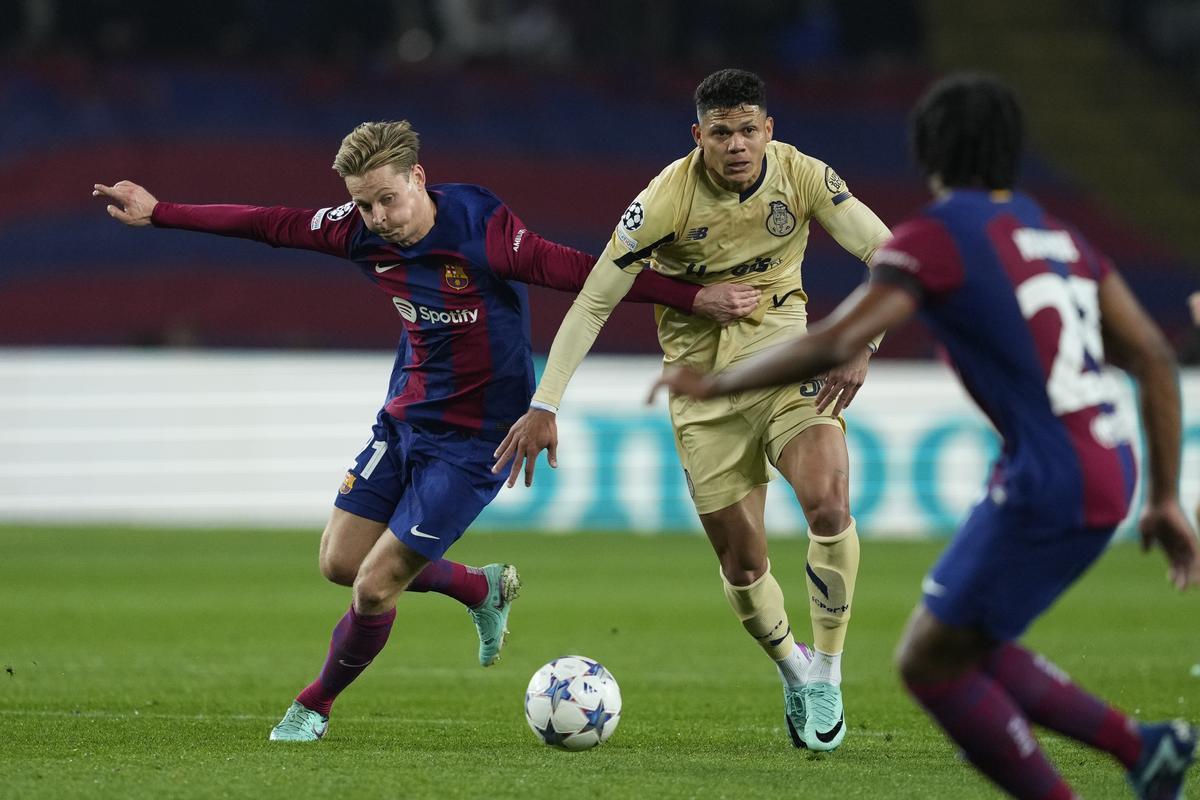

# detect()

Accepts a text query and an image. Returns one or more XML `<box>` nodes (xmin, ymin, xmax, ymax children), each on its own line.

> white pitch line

<box><xmin>0</xmin><ymin>708</ymin><xmax>459</xmax><ymax>725</ymax></box>
<box><xmin>0</xmin><ymin>708</ymin><xmax>899</xmax><ymax>737</ymax></box>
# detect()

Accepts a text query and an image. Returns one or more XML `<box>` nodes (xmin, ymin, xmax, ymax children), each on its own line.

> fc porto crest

<box><xmin>765</xmin><ymin>200</ymin><xmax>796</xmax><ymax>237</ymax></box>
<box><xmin>444</xmin><ymin>262</ymin><xmax>470</xmax><ymax>291</ymax></box>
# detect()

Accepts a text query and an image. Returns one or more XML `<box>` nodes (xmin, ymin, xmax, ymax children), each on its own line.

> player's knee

<box><xmin>716</xmin><ymin>550</ymin><xmax>768</xmax><ymax>585</ymax></box>
<box><xmin>318</xmin><ymin>552</ymin><xmax>358</xmax><ymax>587</ymax></box>
<box><xmin>351</xmin><ymin>573</ymin><xmax>396</xmax><ymax>613</ymax></box>
<box><xmin>802</xmin><ymin>498</ymin><xmax>850</xmax><ymax>538</ymax></box>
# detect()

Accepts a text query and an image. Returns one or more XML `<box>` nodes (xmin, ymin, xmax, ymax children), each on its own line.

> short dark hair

<box><xmin>694</xmin><ymin>68</ymin><xmax>767</xmax><ymax>116</ymax></box>
<box><xmin>910</xmin><ymin>74</ymin><xmax>1023</xmax><ymax>190</ymax></box>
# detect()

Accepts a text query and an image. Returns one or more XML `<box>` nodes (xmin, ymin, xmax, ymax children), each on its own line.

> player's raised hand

<box><xmin>814</xmin><ymin>346</ymin><xmax>872</xmax><ymax>417</ymax></box>
<box><xmin>92</xmin><ymin>181</ymin><xmax>158</xmax><ymax>226</ymax></box>
<box><xmin>492</xmin><ymin>408</ymin><xmax>557</xmax><ymax>488</ymax></box>
<box><xmin>1138</xmin><ymin>500</ymin><xmax>1200</xmax><ymax>590</ymax></box>
<box><xmin>647</xmin><ymin>366</ymin><xmax>717</xmax><ymax>404</ymax></box>
<box><xmin>692</xmin><ymin>284</ymin><xmax>761</xmax><ymax>326</ymax></box>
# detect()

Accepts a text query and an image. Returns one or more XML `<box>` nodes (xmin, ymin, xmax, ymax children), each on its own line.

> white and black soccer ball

<box><xmin>524</xmin><ymin>655</ymin><xmax>622</xmax><ymax>751</ymax></box>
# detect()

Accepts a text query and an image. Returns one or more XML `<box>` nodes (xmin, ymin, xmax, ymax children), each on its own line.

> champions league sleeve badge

<box><xmin>766</xmin><ymin>200</ymin><xmax>797</xmax><ymax>237</ymax></box>
<box><xmin>326</xmin><ymin>201</ymin><xmax>355</xmax><ymax>221</ymax></box>
<box><xmin>620</xmin><ymin>201</ymin><xmax>645</xmax><ymax>231</ymax></box>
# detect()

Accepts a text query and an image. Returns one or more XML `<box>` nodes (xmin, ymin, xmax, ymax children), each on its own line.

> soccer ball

<box><xmin>523</xmin><ymin>655</ymin><xmax>622</xmax><ymax>751</ymax></box>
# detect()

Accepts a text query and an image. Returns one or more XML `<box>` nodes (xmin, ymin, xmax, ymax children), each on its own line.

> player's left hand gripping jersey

<box><xmin>533</xmin><ymin>141</ymin><xmax>891</xmax><ymax>408</ymax></box>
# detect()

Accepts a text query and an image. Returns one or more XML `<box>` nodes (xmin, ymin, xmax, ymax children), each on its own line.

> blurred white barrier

<box><xmin>1</xmin><ymin>348</ymin><xmax>1196</xmax><ymax>536</ymax></box>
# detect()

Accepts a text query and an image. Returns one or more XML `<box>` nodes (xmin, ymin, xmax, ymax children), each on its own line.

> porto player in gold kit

<box><xmin>495</xmin><ymin>68</ymin><xmax>893</xmax><ymax>751</ymax></box>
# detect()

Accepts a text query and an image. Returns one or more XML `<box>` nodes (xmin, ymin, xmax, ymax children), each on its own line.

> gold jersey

<box><xmin>533</xmin><ymin>140</ymin><xmax>891</xmax><ymax>408</ymax></box>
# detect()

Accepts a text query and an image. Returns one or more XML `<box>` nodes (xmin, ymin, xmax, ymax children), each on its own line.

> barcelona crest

<box><xmin>339</xmin><ymin>472</ymin><xmax>356</xmax><ymax>495</ymax></box>
<box><xmin>444</xmin><ymin>263</ymin><xmax>471</xmax><ymax>291</ymax></box>
<box><xmin>766</xmin><ymin>200</ymin><xmax>796</xmax><ymax>237</ymax></box>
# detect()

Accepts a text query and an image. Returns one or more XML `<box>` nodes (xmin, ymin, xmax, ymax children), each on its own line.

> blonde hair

<box><xmin>332</xmin><ymin>120</ymin><xmax>420</xmax><ymax>178</ymax></box>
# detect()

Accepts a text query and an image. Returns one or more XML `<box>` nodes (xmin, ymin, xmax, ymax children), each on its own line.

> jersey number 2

<box><xmin>1015</xmin><ymin>272</ymin><xmax>1110</xmax><ymax>416</ymax></box>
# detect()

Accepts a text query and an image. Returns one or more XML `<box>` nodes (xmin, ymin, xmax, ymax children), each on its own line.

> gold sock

<box><xmin>805</xmin><ymin>518</ymin><xmax>860</xmax><ymax>655</ymax></box>
<box><xmin>721</xmin><ymin>561</ymin><xmax>795</xmax><ymax>660</ymax></box>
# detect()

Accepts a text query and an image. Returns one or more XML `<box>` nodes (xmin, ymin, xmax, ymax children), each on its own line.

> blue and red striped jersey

<box><xmin>872</xmin><ymin>189</ymin><xmax>1136</xmax><ymax>529</ymax></box>
<box><xmin>152</xmin><ymin>182</ymin><xmax>699</xmax><ymax>440</ymax></box>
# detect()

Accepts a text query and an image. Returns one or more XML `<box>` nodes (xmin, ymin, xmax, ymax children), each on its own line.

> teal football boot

<box><xmin>468</xmin><ymin>563</ymin><xmax>521</xmax><ymax>667</ymax></box>
<box><xmin>801</xmin><ymin>681</ymin><xmax>845</xmax><ymax>751</ymax></box>
<box><xmin>268</xmin><ymin>701</ymin><xmax>329</xmax><ymax>742</ymax></box>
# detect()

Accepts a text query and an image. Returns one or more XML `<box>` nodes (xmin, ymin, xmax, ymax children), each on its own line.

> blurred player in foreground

<box><xmin>94</xmin><ymin>120</ymin><xmax>758</xmax><ymax>742</ymax></box>
<box><xmin>495</xmin><ymin>68</ymin><xmax>893</xmax><ymax>751</ymax></box>
<box><xmin>652</xmin><ymin>74</ymin><xmax>1199</xmax><ymax>798</ymax></box>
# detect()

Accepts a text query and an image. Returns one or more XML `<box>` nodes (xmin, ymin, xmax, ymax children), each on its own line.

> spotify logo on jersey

<box><xmin>392</xmin><ymin>297</ymin><xmax>418</xmax><ymax>322</ymax></box>
<box><xmin>392</xmin><ymin>297</ymin><xmax>480</xmax><ymax>326</ymax></box>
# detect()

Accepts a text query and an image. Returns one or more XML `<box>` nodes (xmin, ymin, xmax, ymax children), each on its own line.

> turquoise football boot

<box><xmin>467</xmin><ymin>563</ymin><xmax>521</xmax><ymax>667</ymax></box>
<box><xmin>268</xmin><ymin>701</ymin><xmax>329</xmax><ymax>742</ymax></box>
<box><xmin>801</xmin><ymin>681</ymin><xmax>846</xmax><ymax>751</ymax></box>
<box><xmin>784</xmin><ymin>685</ymin><xmax>807</xmax><ymax>748</ymax></box>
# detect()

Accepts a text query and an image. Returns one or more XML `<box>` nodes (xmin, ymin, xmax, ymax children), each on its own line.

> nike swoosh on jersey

<box><xmin>376</xmin><ymin>263</ymin><xmax>401</xmax><ymax>273</ymax></box>
<box><xmin>409</xmin><ymin>525</ymin><xmax>440</xmax><ymax>540</ymax></box>
<box><xmin>815</xmin><ymin>713</ymin><xmax>844</xmax><ymax>744</ymax></box>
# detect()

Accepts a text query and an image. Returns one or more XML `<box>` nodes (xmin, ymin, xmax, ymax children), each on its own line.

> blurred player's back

<box><xmin>878</xmin><ymin>188</ymin><xmax>1136</xmax><ymax>529</ymax></box>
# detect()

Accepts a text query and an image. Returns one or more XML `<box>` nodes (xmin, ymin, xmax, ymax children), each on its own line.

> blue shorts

<box><xmin>922</xmin><ymin>494</ymin><xmax>1115</xmax><ymax>641</ymax></box>
<box><xmin>333</xmin><ymin>411</ymin><xmax>505</xmax><ymax>560</ymax></box>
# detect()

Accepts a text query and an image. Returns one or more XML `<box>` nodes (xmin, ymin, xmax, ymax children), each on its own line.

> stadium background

<box><xmin>2</xmin><ymin>0</ymin><xmax>1199</xmax><ymax>533</ymax></box>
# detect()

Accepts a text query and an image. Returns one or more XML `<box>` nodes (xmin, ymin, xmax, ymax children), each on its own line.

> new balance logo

<box><xmin>686</xmin><ymin>227</ymin><xmax>709</xmax><ymax>240</ymax></box>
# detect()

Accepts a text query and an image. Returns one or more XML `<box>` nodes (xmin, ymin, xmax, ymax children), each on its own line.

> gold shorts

<box><xmin>669</xmin><ymin>379</ymin><xmax>844</xmax><ymax>515</ymax></box>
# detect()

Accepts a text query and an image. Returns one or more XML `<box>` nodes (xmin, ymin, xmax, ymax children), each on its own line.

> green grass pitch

<box><xmin>1</xmin><ymin>526</ymin><xmax>1196</xmax><ymax>799</ymax></box>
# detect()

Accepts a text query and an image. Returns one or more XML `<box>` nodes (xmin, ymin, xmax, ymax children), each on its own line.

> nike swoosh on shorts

<box><xmin>409</xmin><ymin>525</ymin><xmax>440</xmax><ymax>540</ymax></box>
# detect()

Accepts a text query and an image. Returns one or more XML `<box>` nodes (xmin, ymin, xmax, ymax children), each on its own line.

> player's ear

<box><xmin>408</xmin><ymin>163</ymin><xmax>426</xmax><ymax>190</ymax></box>
<box><xmin>691</xmin><ymin>122</ymin><xmax>702</xmax><ymax>148</ymax></box>
<box><xmin>764</xmin><ymin>115</ymin><xmax>774</xmax><ymax>141</ymax></box>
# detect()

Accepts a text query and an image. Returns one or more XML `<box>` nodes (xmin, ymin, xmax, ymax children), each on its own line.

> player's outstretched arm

<box><xmin>94</xmin><ymin>183</ymin><xmax>354</xmax><ymax>257</ymax></box>
<box><xmin>487</xmin><ymin>209</ymin><xmax>759</xmax><ymax>324</ymax></box>
<box><xmin>93</xmin><ymin>181</ymin><xmax>157</xmax><ymax>227</ymax></box>
<box><xmin>1099</xmin><ymin>271</ymin><xmax>1200</xmax><ymax>589</ymax></box>
<box><xmin>650</xmin><ymin>281</ymin><xmax>915</xmax><ymax>403</ymax></box>
<box><xmin>492</xmin><ymin>256</ymin><xmax>637</xmax><ymax>488</ymax></box>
